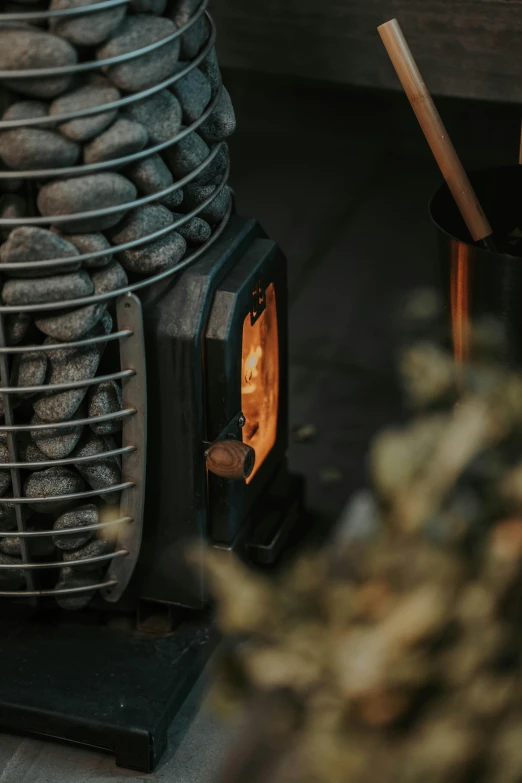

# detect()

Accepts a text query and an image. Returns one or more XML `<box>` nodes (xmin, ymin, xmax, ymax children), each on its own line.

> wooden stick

<box><xmin>378</xmin><ymin>18</ymin><xmax>494</xmax><ymax>245</ymax></box>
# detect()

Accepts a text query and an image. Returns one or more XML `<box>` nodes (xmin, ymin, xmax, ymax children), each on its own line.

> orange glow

<box><xmin>241</xmin><ymin>283</ymin><xmax>279</xmax><ymax>484</ymax></box>
<box><xmin>450</xmin><ymin>239</ymin><xmax>471</xmax><ymax>379</ymax></box>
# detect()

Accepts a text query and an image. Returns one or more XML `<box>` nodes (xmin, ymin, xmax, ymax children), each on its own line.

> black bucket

<box><xmin>430</xmin><ymin>165</ymin><xmax>522</xmax><ymax>368</ymax></box>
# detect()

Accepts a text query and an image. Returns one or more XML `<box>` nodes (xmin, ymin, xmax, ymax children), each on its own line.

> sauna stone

<box><xmin>196</xmin><ymin>142</ymin><xmax>229</xmax><ymax>185</ymax></box>
<box><xmin>0</xmin><ymin>536</ymin><xmax>21</xmax><ymax>557</ymax></box>
<box><xmin>33</xmin><ymin>336</ymin><xmax>102</xmax><ymax>422</ymax></box>
<box><xmin>2</xmin><ymin>269</ymin><xmax>93</xmax><ymax>306</ymax></box>
<box><xmin>0</xmin><ymin>227</ymin><xmax>81</xmax><ymax>277</ymax></box>
<box><xmin>35</xmin><ymin>302</ymin><xmax>105</xmax><ymax>342</ymax></box>
<box><xmin>73</xmin><ymin>433</ymin><xmax>121</xmax><ymax>504</ymax></box>
<box><xmin>0</xmin><ymin>497</ymin><xmax>16</xmax><ymax>532</ymax></box>
<box><xmin>125</xmin><ymin>153</ymin><xmax>173</xmax><ymax>197</ymax></box>
<box><xmin>50</xmin><ymin>0</ymin><xmax>126</xmax><ymax>47</ymax></box>
<box><xmin>164</xmin><ymin>130</ymin><xmax>209</xmax><ymax>179</ymax></box>
<box><xmin>182</xmin><ymin>182</ymin><xmax>230</xmax><ymax>224</ymax></box>
<box><xmin>17</xmin><ymin>433</ymin><xmax>48</xmax><ymax>468</ymax></box>
<box><xmin>0</xmin><ymin>194</ymin><xmax>26</xmax><ymax>237</ymax></box>
<box><xmin>31</xmin><ymin>406</ymin><xmax>85</xmax><ymax>459</ymax></box>
<box><xmin>24</xmin><ymin>467</ymin><xmax>86</xmax><ymax>514</ymax></box>
<box><xmin>83</xmin><ymin>117</ymin><xmax>148</xmax><ymax>165</ymax></box>
<box><xmin>0</xmin><ymin>471</ymin><xmax>11</xmax><ymax>497</ymax></box>
<box><xmin>2</xmin><ymin>100</ymin><xmax>47</xmax><ymax>123</ymax></box>
<box><xmin>0</xmin><ymin>552</ymin><xmax>24</xmax><ymax>589</ymax></box>
<box><xmin>37</xmin><ymin>173</ymin><xmax>137</xmax><ymax>233</ymax></box>
<box><xmin>171</xmin><ymin>66</ymin><xmax>211</xmax><ymax>124</ymax></box>
<box><xmin>97</xmin><ymin>16</ymin><xmax>181</xmax><ymax>93</ymax></box>
<box><xmin>161</xmin><ymin>187</ymin><xmax>184</xmax><ymax>210</ymax></box>
<box><xmin>53</xmin><ymin>503</ymin><xmax>98</xmax><ymax>550</ymax></box>
<box><xmin>88</xmin><ymin>380</ymin><xmax>123</xmax><ymax>435</ymax></box>
<box><xmin>50</xmin><ymin>85</ymin><xmax>120</xmax><ymax>143</ymax></box>
<box><xmin>172</xmin><ymin>0</ymin><xmax>206</xmax><ymax>60</ymax></box>
<box><xmin>6</xmin><ymin>313</ymin><xmax>31</xmax><ymax>345</ymax></box>
<box><xmin>171</xmin><ymin>213</ymin><xmax>211</xmax><ymax>245</ymax></box>
<box><xmin>110</xmin><ymin>204</ymin><xmax>186</xmax><ymax>274</ymax></box>
<box><xmin>0</xmin><ymin>28</ymin><xmax>77</xmax><ymax>98</ymax></box>
<box><xmin>199</xmin><ymin>46</ymin><xmax>222</xmax><ymax>94</ymax></box>
<box><xmin>11</xmin><ymin>350</ymin><xmax>48</xmax><ymax>394</ymax></box>
<box><xmin>0</xmin><ymin>126</ymin><xmax>80</xmax><ymax>171</ymax></box>
<box><xmin>124</xmin><ymin>90</ymin><xmax>182</xmax><ymax>145</ymax></box>
<box><xmin>198</xmin><ymin>87</ymin><xmax>236</xmax><ymax>143</ymax></box>
<box><xmin>63</xmin><ymin>536</ymin><xmax>113</xmax><ymax>571</ymax></box>
<box><xmin>65</xmin><ymin>232</ymin><xmax>113</xmax><ymax>268</ymax></box>
<box><xmin>55</xmin><ymin>566</ymin><xmax>99</xmax><ymax>610</ymax></box>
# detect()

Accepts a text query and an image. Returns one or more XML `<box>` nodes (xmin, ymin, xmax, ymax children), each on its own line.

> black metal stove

<box><xmin>0</xmin><ymin>0</ymin><xmax>303</xmax><ymax>769</ymax></box>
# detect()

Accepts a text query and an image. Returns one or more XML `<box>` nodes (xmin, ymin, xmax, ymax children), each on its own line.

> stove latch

<box><xmin>204</xmin><ymin>412</ymin><xmax>256</xmax><ymax>481</ymax></box>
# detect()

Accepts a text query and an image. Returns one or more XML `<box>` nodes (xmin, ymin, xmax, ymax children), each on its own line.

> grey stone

<box><xmin>92</xmin><ymin>258</ymin><xmax>128</xmax><ymax>294</ymax></box>
<box><xmin>54</xmin><ymin>566</ymin><xmax>99</xmax><ymax>610</ymax></box>
<box><xmin>171</xmin><ymin>212</ymin><xmax>211</xmax><ymax>245</ymax></box>
<box><xmin>0</xmin><ymin>164</ymin><xmax>22</xmax><ymax>193</ymax></box>
<box><xmin>97</xmin><ymin>15</ymin><xmax>180</xmax><ymax>93</ymax></box>
<box><xmin>53</xmin><ymin>503</ymin><xmax>97</xmax><ymax>551</ymax></box>
<box><xmin>88</xmin><ymin>380</ymin><xmax>123</xmax><ymax>434</ymax></box>
<box><xmin>164</xmin><ymin>130</ymin><xmax>209</xmax><ymax>179</ymax></box>
<box><xmin>50</xmin><ymin>0</ymin><xmax>126</xmax><ymax>47</ymax></box>
<box><xmin>182</xmin><ymin>182</ymin><xmax>230</xmax><ymax>224</ymax></box>
<box><xmin>198</xmin><ymin>87</ymin><xmax>236</xmax><ymax>143</ymax></box>
<box><xmin>170</xmin><ymin>65</ymin><xmax>211</xmax><ymax>124</ymax></box>
<box><xmin>24</xmin><ymin>466</ymin><xmax>86</xmax><ymax>514</ymax></box>
<box><xmin>172</xmin><ymin>0</ymin><xmax>206</xmax><ymax>60</ymax></box>
<box><xmin>31</xmin><ymin>405</ymin><xmax>84</xmax><ymax>459</ymax></box>
<box><xmin>2</xmin><ymin>269</ymin><xmax>93</xmax><ymax>306</ymax></box>
<box><xmin>17</xmin><ymin>432</ymin><xmax>48</xmax><ymax>469</ymax></box>
<box><xmin>0</xmin><ymin>552</ymin><xmax>24</xmax><ymax>589</ymax></box>
<box><xmin>195</xmin><ymin>141</ymin><xmax>229</xmax><ymax>185</ymax></box>
<box><xmin>3</xmin><ymin>100</ymin><xmax>47</xmax><ymax>123</ymax></box>
<box><xmin>6</xmin><ymin>312</ymin><xmax>31</xmax><ymax>345</ymax></box>
<box><xmin>63</xmin><ymin>536</ymin><xmax>113</xmax><ymax>571</ymax></box>
<box><xmin>73</xmin><ymin>433</ymin><xmax>121</xmax><ymax>504</ymax></box>
<box><xmin>0</xmin><ymin>227</ymin><xmax>81</xmax><ymax>277</ymax></box>
<box><xmin>49</xmin><ymin>85</ymin><xmax>120</xmax><ymax>143</ymax></box>
<box><xmin>33</xmin><ymin>334</ymin><xmax>103</xmax><ymax>422</ymax></box>
<box><xmin>0</xmin><ymin>535</ymin><xmax>22</xmax><ymax>557</ymax></box>
<box><xmin>0</xmin><ymin>496</ymin><xmax>16</xmax><ymax>532</ymax></box>
<box><xmin>0</xmin><ymin>528</ymin><xmax>54</xmax><ymax>558</ymax></box>
<box><xmin>125</xmin><ymin>153</ymin><xmax>173</xmax><ymax>196</ymax></box>
<box><xmin>0</xmin><ymin>128</ymin><xmax>79</xmax><ymax>171</ymax></box>
<box><xmin>199</xmin><ymin>46</ymin><xmax>222</xmax><ymax>94</ymax></box>
<box><xmin>11</xmin><ymin>350</ymin><xmax>48</xmax><ymax>394</ymax></box>
<box><xmin>124</xmin><ymin>89</ymin><xmax>182</xmax><ymax>145</ymax></box>
<box><xmin>35</xmin><ymin>302</ymin><xmax>105</xmax><ymax>342</ymax></box>
<box><xmin>83</xmin><ymin>117</ymin><xmax>148</xmax><ymax>165</ymax></box>
<box><xmin>110</xmin><ymin>204</ymin><xmax>186</xmax><ymax>274</ymax></box>
<box><xmin>160</xmin><ymin>186</ymin><xmax>184</xmax><ymax>210</ymax></box>
<box><xmin>64</xmin><ymin>231</ymin><xmax>113</xmax><ymax>268</ymax></box>
<box><xmin>0</xmin><ymin>194</ymin><xmax>26</xmax><ymax>237</ymax></box>
<box><xmin>0</xmin><ymin>28</ymin><xmax>77</xmax><ymax>98</ymax></box>
<box><xmin>0</xmin><ymin>471</ymin><xmax>10</xmax><ymax>496</ymax></box>
<box><xmin>37</xmin><ymin>173</ymin><xmax>137</xmax><ymax>233</ymax></box>
<box><xmin>129</xmin><ymin>0</ymin><xmax>166</xmax><ymax>12</ymax></box>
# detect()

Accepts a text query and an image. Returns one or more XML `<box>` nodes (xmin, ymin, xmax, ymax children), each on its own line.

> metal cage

<box><xmin>0</xmin><ymin>0</ymin><xmax>231</xmax><ymax>605</ymax></box>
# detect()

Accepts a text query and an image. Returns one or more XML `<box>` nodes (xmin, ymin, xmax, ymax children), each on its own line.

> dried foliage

<box><xmin>197</xmin><ymin>300</ymin><xmax>522</xmax><ymax>783</ymax></box>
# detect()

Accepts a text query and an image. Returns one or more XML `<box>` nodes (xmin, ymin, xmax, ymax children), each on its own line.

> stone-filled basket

<box><xmin>0</xmin><ymin>0</ymin><xmax>233</xmax><ymax>609</ymax></box>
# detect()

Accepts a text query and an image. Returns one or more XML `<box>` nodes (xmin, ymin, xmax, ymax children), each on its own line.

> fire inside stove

<box><xmin>241</xmin><ymin>283</ymin><xmax>279</xmax><ymax>483</ymax></box>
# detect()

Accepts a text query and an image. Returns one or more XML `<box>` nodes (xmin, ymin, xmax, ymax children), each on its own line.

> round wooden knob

<box><xmin>205</xmin><ymin>440</ymin><xmax>256</xmax><ymax>481</ymax></box>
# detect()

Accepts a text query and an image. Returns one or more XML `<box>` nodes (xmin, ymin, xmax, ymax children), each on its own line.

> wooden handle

<box><xmin>206</xmin><ymin>440</ymin><xmax>256</xmax><ymax>481</ymax></box>
<box><xmin>378</xmin><ymin>18</ymin><xmax>493</xmax><ymax>243</ymax></box>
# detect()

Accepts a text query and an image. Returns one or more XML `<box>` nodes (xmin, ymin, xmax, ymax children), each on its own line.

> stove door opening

<box><xmin>241</xmin><ymin>282</ymin><xmax>279</xmax><ymax>484</ymax></box>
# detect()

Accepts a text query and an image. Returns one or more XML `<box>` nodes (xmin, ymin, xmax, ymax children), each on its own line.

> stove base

<box><xmin>0</xmin><ymin>610</ymin><xmax>216</xmax><ymax>772</ymax></box>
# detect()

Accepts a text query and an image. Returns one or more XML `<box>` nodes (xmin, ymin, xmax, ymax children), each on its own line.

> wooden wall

<box><xmin>212</xmin><ymin>0</ymin><xmax>522</xmax><ymax>103</ymax></box>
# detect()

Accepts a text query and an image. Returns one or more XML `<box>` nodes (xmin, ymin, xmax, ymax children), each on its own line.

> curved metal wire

<box><xmin>0</xmin><ymin>516</ymin><xmax>132</xmax><ymax>538</ymax></box>
<box><xmin>0</xmin><ymin>192</ymin><xmax>232</xmax><ymax>312</ymax></box>
<box><xmin>0</xmin><ymin>330</ymin><xmax>133</xmax><ymax>355</ymax></box>
<box><xmin>0</xmin><ymin>13</ymin><xmax>216</xmax><ymax>134</ymax></box>
<box><xmin>0</xmin><ymin>550</ymin><xmax>128</xmax><ymax>570</ymax></box>
<box><xmin>0</xmin><ymin>369</ymin><xmax>135</xmax><ymax>395</ymax></box>
<box><xmin>0</xmin><ymin>80</ymin><xmax>222</xmax><ymax>180</ymax></box>
<box><xmin>0</xmin><ymin>446</ymin><xmax>135</xmax><ymax>471</ymax></box>
<box><xmin>0</xmin><ymin>1</ymin><xmax>208</xmax><ymax>79</ymax></box>
<box><xmin>0</xmin><ymin>408</ymin><xmax>135</xmax><ymax>432</ymax></box>
<box><xmin>2</xmin><ymin>482</ymin><xmax>133</xmax><ymax>505</ymax></box>
<box><xmin>0</xmin><ymin>580</ymin><xmax>118</xmax><ymax>598</ymax></box>
<box><xmin>0</xmin><ymin>0</ymin><xmax>129</xmax><ymax>23</ymax></box>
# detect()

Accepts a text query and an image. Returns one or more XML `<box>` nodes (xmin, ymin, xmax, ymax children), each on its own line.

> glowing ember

<box><xmin>241</xmin><ymin>283</ymin><xmax>279</xmax><ymax>483</ymax></box>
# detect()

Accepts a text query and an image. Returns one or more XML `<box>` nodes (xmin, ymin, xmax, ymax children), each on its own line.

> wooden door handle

<box><xmin>205</xmin><ymin>440</ymin><xmax>256</xmax><ymax>481</ymax></box>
